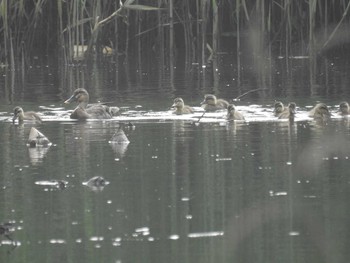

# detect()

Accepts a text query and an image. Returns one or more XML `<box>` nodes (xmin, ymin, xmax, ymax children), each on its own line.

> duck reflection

<box><xmin>109</xmin><ymin>127</ymin><xmax>130</xmax><ymax>158</ymax></box>
<box><xmin>28</xmin><ymin>147</ymin><xmax>51</xmax><ymax>165</ymax></box>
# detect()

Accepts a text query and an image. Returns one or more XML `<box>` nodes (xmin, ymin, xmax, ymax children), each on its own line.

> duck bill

<box><xmin>64</xmin><ymin>94</ymin><xmax>75</xmax><ymax>104</ymax></box>
<box><xmin>200</xmin><ymin>99</ymin><xmax>206</xmax><ymax>105</ymax></box>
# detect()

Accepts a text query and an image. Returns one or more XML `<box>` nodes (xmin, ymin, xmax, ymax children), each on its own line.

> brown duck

<box><xmin>226</xmin><ymin>104</ymin><xmax>245</xmax><ymax>120</ymax></box>
<box><xmin>12</xmin><ymin>106</ymin><xmax>42</xmax><ymax>123</ymax></box>
<box><xmin>201</xmin><ymin>94</ymin><xmax>229</xmax><ymax>111</ymax></box>
<box><xmin>64</xmin><ymin>88</ymin><xmax>119</xmax><ymax>120</ymax></box>
<box><xmin>172</xmin><ymin>97</ymin><xmax>194</xmax><ymax>115</ymax></box>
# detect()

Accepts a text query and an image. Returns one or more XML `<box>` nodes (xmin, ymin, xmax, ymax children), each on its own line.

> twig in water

<box><xmin>196</xmin><ymin>111</ymin><xmax>206</xmax><ymax>123</ymax></box>
<box><xmin>233</xmin><ymin>88</ymin><xmax>267</xmax><ymax>101</ymax></box>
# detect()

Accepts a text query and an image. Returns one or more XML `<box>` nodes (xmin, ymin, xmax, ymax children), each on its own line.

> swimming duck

<box><xmin>278</xmin><ymin>102</ymin><xmax>296</xmax><ymax>120</ymax></box>
<box><xmin>201</xmin><ymin>94</ymin><xmax>229</xmax><ymax>111</ymax></box>
<box><xmin>172</xmin><ymin>97</ymin><xmax>194</xmax><ymax>115</ymax></box>
<box><xmin>12</xmin><ymin>106</ymin><xmax>42</xmax><ymax>123</ymax></box>
<box><xmin>339</xmin><ymin>101</ymin><xmax>349</xmax><ymax>115</ymax></box>
<box><xmin>64</xmin><ymin>88</ymin><xmax>119</xmax><ymax>120</ymax></box>
<box><xmin>308</xmin><ymin>103</ymin><xmax>331</xmax><ymax>120</ymax></box>
<box><xmin>273</xmin><ymin>101</ymin><xmax>285</xmax><ymax>117</ymax></box>
<box><xmin>226</xmin><ymin>104</ymin><xmax>245</xmax><ymax>120</ymax></box>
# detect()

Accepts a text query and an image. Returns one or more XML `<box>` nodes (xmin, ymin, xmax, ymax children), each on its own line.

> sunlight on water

<box><xmin>3</xmin><ymin>104</ymin><xmax>348</xmax><ymax>124</ymax></box>
<box><xmin>188</xmin><ymin>231</ymin><xmax>224</xmax><ymax>238</ymax></box>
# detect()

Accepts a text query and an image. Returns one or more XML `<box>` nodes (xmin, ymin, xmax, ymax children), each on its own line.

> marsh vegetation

<box><xmin>1</xmin><ymin>1</ymin><xmax>350</xmax><ymax>67</ymax></box>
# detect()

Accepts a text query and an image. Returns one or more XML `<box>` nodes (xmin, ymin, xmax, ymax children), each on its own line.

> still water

<box><xmin>1</xmin><ymin>57</ymin><xmax>350</xmax><ymax>262</ymax></box>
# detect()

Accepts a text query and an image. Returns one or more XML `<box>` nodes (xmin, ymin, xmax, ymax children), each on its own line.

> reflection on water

<box><xmin>2</xmin><ymin>117</ymin><xmax>350</xmax><ymax>262</ymax></box>
<box><xmin>2</xmin><ymin>56</ymin><xmax>350</xmax><ymax>262</ymax></box>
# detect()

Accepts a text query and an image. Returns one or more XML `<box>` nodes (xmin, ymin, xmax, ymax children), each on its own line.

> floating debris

<box><xmin>188</xmin><ymin>231</ymin><xmax>224</xmax><ymax>238</ymax></box>
<box><xmin>27</xmin><ymin>127</ymin><xmax>52</xmax><ymax>148</ymax></box>
<box><xmin>0</xmin><ymin>222</ymin><xmax>15</xmax><ymax>241</ymax></box>
<box><xmin>82</xmin><ymin>176</ymin><xmax>109</xmax><ymax>192</ymax></box>
<box><xmin>269</xmin><ymin>191</ymin><xmax>288</xmax><ymax>197</ymax></box>
<box><xmin>35</xmin><ymin>180</ymin><xmax>68</xmax><ymax>190</ymax></box>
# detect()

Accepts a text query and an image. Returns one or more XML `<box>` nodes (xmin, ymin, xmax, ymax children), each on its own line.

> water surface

<box><xmin>1</xmin><ymin>56</ymin><xmax>350</xmax><ymax>263</ymax></box>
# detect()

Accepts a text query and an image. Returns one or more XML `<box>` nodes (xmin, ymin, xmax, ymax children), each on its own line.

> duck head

<box><xmin>339</xmin><ymin>101</ymin><xmax>349</xmax><ymax>115</ymax></box>
<box><xmin>227</xmin><ymin>104</ymin><xmax>236</xmax><ymax>114</ymax></box>
<box><xmin>201</xmin><ymin>94</ymin><xmax>217</xmax><ymax>106</ymax></box>
<box><xmin>64</xmin><ymin>88</ymin><xmax>89</xmax><ymax>108</ymax></box>
<box><xmin>288</xmin><ymin>102</ymin><xmax>296</xmax><ymax>114</ymax></box>
<box><xmin>12</xmin><ymin>106</ymin><xmax>24</xmax><ymax>123</ymax></box>
<box><xmin>274</xmin><ymin>101</ymin><xmax>284</xmax><ymax>115</ymax></box>
<box><xmin>172</xmin><ymin>97</ymin><xmax>185</xmax><ymax>109</ymax></box>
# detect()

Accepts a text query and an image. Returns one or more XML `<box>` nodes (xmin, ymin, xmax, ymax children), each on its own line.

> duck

<box><xmin>278</xmin><ymin>102</ymin><xmax>296</xmax><ymax>121</ymax></box>
<box><xmin>201</xmin><ymin>94</ymin><xmax>229</xmax><ymax>111</ymax></box>
<box><xmin>12</xmin><ymin>106</ymin><xmax>42</xmax><ymax>123</ymax></box>
<box><xmin>226</xmin><ymin>104</ymin><xmax>245</xmax><ymax>120</ymax></box>
<box><xmin>273</xmin><ymin>101</ymin><xmax>285</xmax><ymax>117</ymax></box>
<box><xmin>339</xmin><ymin>101</ymin><xmax>349</xmax><ymax>116</ymax></box>
<box><xmin>64</xmin><ymin>88</ymin><xmax>119</xmax><ymax>120</ymax></box>
<box><xmin>308</xmin><ymin>103</ymin><xmax>331</xmax><ymax>120</ymax></box>
<box><xmin>172</xmin><ymin>97</ymin><xmax>194</xmax><ymax>115</ymax></box>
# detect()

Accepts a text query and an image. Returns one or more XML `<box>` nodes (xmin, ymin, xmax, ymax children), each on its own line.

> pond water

<box><xmin>1</xmin><ymin>55</ymin><xmax>350</xmax><ymax>263</ymax></box>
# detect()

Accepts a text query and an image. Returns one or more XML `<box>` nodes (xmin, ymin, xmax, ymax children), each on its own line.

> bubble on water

<box><xmin>90</xmin><ymin>236</ymin><xmax>104</xmax><ymax>242</ymax></box>
<box><xmin>288</xmin><ymin>231</ymin><xmax>300</xmax><ymax>236</ymax></box>
<box><xmin>49</xmin><ymin>239</ymin><xmax>66</xmax><ymax>244</ymax></box>
<box><xmin>169</xmin><ymin>235</ymin><xmax>179</xmax><ymax>240</ymax></box>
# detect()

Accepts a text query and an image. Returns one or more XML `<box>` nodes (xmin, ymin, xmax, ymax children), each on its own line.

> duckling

<box><xmin>339</xmin><ymin>101</ymin><xmax>349</xmax><ymax>116</ymax></box>
<box><xmin>278</xmin><ymin>102</ymin><xmax>296</xmax><ymax>121</ymax></box>
<box><xmin>172</xmin><ymin>97</ymin><xmax>194</xmax><ymax>115</ymax></box>
<box><xmin>201</xmin><ymin>94</ymin><xmax>229</xmax><ymax>111</ymax></box>
<box><xmin>308</xmin><ymin>103</ymin><xmax>331</xmax><ymax>120</ymax></box>
<box><xmin>273</xmin><ymin>101</ymin><xmax>285</xmax><ymax>117</ymax></box>
<box><xmin>64</xmin><ymin>88</ymin><xmax>119</xmax><ymax>120</ymax></box>
<box><xmin>12</xmin><ymin>106</ymin><xmax>42</xmax><ymax>124</ymax></box>
<box><xmin>226</xmin><ymin>104</ymin><xmax>245</xmax><ymax>121</ymax></box>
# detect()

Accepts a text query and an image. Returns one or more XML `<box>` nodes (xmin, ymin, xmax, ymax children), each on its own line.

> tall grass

<box><xmin>1</xmin><ymin>0</ymin><xmax>350</xmax><ymax>87</ymax></box>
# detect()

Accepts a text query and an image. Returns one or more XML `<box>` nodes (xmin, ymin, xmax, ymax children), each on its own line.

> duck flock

<box><xmin>7</xmin><ymin>88</ymin><xmax>349</xmax><ymax>125</ymax></box>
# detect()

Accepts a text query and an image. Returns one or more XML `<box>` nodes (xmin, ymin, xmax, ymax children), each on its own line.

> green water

<box><xmin>1</xmin><ymin>118</ymin><xmax>350</xmax><ymax>262</ymax></box>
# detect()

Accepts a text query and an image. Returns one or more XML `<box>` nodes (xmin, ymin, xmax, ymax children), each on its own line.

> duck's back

<box><xmin>217</xmin><ymin>99</ymin><xmax>229</xmax><ymax>109</ymax></box>
<box><xmin>86</xmin><ymin>105</ymin><xmax>113</xmax><ymax>119</ymax></box>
